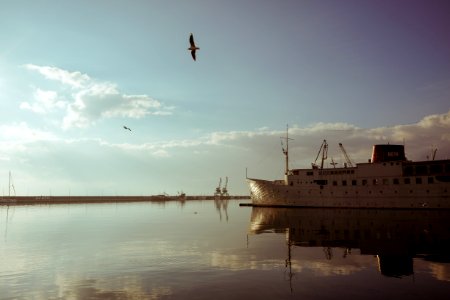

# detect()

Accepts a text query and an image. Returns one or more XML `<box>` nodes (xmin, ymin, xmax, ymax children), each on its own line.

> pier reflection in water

<box><xmin>250</xmin><ymin>207</ymin><xmax>450</xmax><ymax>279</ymax></box>
<box><xmin>1</xmin><ymin>200</ymin><xmax>450</xmax><ymax>299</ymax></box>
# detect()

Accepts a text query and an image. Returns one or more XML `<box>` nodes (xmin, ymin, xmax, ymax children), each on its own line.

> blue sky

<box><xmin>1</xmin><ymin>0</ymin><xmax>450</xmax><ymax>196</ymax></box>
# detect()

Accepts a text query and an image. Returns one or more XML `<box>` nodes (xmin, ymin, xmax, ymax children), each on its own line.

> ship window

<box><xmin>333</xmin><ymin>181</ymin><xmax>338</xmax><ymax>186</ymax></box>
<box><xmin>352</xmin><ymin>180</ymin><xmax>357</xmax><ymax>186</ymax></box>
<box><xmin>393</xmin><ymin>178</ymin><xmax>400</xmax><ymax>184</ymax></box>
<box><xmin>293</xmin><ymin>170</ymin><xmax>299</xmax><ymax>175</ymax></box>
<box><xmin>383</xmin><ymin>178</ymin><xmax>389</xmax><ymax>185</ymax></box>
<box><xmin>306</xmin><ymin>171</ymin><xmax>313</xmax><ymax>176</ymax></box>
<box><xmin>314</xmin><ymin>179</ymin><xmax>328</xmax><ymax>185</ymax></box>
<box><xmin>436</xmin><ymin>176</ymin><xmax>450</xmax><ymax>183</ymax></box>
<box><xmin>290</xmin><ymin>181</ymin><xmax>294</xmax><ymax>186</ymax></box>
<box><xmin>428</xmin><ymin>177</ymin><xmax>434</xmax><ymax>184</ymax></box>
<box><xmin>416</xmin><ymin>165</ymin><xmax>428</xmax><ymax>175</ymax></box>
<box><xmin>404</xmin><ymin>178</ymin><xmax>411</xmax><ymax>184</ymax></box>
<box><xmin>342</xmin><ymin>180</ymin><xmax>347</xmax><ymax>186</ymax></box>
<box><xmin>373</xmin><ymin>179</ymin><xmax>378</xmax><ymax>185</ymax></box>
<box><xmin>362</xmin><ymin>179</ymin><xmax>367</xmax><ymax>186</ymax></box>
<box><xmin>403</xmin><ymin>165</ymin><xmax>414</xmax><ymax>176</ymax></box>
<box><xmin>430</xmin><ymin>165</ymin><xmax>442</xmax><ymax>174</ymax></box>
<box><xmin>416</xmin><ymin>177</ymin><xmax>422</xmax><ymax>184</ymax></box>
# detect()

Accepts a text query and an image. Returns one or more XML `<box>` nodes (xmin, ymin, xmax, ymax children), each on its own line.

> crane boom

<box><xmin>313</xmin><ymin>140</ymin><xmax>328</xmax><ymax>169</ymax></box>
<box><xmin>222</xmin><ymin>177</ymin><xmax>229</xmax><ymax>196</ymax></box>
<box><xmin>339</xmin><ymin>143</ymin><xmax>354</xmax><ymax>167</ymax></box>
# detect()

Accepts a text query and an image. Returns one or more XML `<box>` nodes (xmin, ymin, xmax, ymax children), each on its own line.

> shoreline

<box><xmin>0</xmin><ymin>195</ymin><xmax>250</xmax><ymax>205</ymax></box>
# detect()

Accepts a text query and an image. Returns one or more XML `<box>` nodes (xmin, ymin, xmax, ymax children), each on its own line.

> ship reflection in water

<box><xmin>249</xmin><ymin>206</ymin><xmax>450</xmax><ymax>278</ymax></box>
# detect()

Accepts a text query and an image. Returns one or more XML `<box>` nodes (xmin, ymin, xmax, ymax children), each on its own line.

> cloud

<box><xmin>199</xmin><ymin>110</ymin><xmax>450</xmax><ymax>164</ymax></box>
<box><xmin>1</xmin><ymin>110</ymin><xmax>449</xmax><ymax>195</ymax></box>
<box><xmin>22</xmin><ymin>65</ymin><xmax>173</xmax><ymax>128</ymax></box>
<box><xmin>0</xmin><ymin>122</ymin><xmax>56</xmax><ymax>143</ymax></box>
<box><xmin>20</xmin><ymin>88</ymin><xmax>67</xmax><ymax>114</ymax></box>
<box><xmin>23</xmin><ymin>64</ymin><xmax>90</xmax><ymax>88</ymax></box>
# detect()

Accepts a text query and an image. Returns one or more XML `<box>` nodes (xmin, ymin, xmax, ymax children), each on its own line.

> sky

<box><xmin>1</xmin><ymin>0</ymin><xmax>449</xmax><ymax>196</ymax></box>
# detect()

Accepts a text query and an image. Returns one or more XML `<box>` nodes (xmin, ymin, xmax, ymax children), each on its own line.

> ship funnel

<box><xmin>371</xmin><ymin>144</ymin><xmax>406</xmax><ymax>163</ymax></box>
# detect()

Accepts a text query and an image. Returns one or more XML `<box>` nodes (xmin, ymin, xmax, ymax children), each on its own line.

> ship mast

<box><xmin>281</xmin><ymin>125</ymin><xmax>293</xmax><ymax>177</ymax></box>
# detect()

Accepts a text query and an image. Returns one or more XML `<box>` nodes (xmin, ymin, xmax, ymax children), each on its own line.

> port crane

<box><xmin>338</xmin><ymin>143</ymin><xmax>354</xmax><ymax>168</ymax></box>
<box><xmin>313</xmin><ymin>140</ymin><xmax>328</xmax><ymax>169</ymax></box>
<box><xmin>214</xmin><ymin>178</ymin><xmax>222</xmax><ymax>196</ymax></box>
<box><xmin>221</xmin><ymin>177</ymin><xmax>229</xmax><ymax>197</ymax></box>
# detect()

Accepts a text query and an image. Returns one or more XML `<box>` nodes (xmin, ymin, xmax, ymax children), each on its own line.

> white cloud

<box><xmin>0</xmin><ymin>122</ymin><xmax>56</xmax><ymax>143</ymax></box>
<box><xmin>23</xmin><ymin>64</ymin><xmax>90</xmax><ymax>88</ymax></box>
<box><xmin>2</xmin><ymin>111</ymin><xmax>450</xmax><ymax>195</ymax></box>
<box><xmin>22</xmin><ymin>65</ymin><xmax>173</xmax><ymax>129</ymax></box>
<box><xmin>20</xmin><ymin>88</ymin><xmax>67</xmax><ymax>114</ymax></box>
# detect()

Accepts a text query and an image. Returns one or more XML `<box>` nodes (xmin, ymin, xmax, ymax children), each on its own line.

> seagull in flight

<box><xmin>123</xmin><ymin>125</ymin><xmax>132</xmax><ymax>132</ymax></box>
<box><xmin>188</xmin><ymin>33</ymin><xmax>199</xmax><ymax>61</ymax></box>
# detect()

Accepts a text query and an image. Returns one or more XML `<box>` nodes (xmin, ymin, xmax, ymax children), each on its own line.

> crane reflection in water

<box><xmin>214</xmin><ymin>177</ymin><xmax>230</xmax><ymax>221</ymax></box>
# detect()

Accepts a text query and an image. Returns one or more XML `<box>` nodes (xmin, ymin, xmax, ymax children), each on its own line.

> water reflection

<box><xmin>249</xmin><ymin>207</ymin><xmax>450</xmax><ymax>278</ymax></box>
<box><xmin>214</xmin><ymin>197</ymin><xmax>229</xmax><ymax>221</ymax></box>
<box><xmin>2</xmin><ymin>202</ymin><xmax>450</xmax><ymax>299</ymax></box>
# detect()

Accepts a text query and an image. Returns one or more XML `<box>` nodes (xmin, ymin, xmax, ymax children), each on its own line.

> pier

<box><xmin>0</xmin><ymin>195</ymin><xmax>249</xmax><ymax>205</ymax></box>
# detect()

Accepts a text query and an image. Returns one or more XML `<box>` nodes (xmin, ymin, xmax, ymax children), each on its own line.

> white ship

<box><xmin>247</xmin><ymin>128</ymin><xmax>450</xmax><ymax>209</ymax></box>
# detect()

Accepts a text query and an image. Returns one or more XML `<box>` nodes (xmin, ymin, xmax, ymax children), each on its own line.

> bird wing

<box><xmin>189</xmin><ymin>33</ymin><xmax>195</xmax><ymax>47</ymax></box>
<box><xmin>191</xmin><ymin>50</ymin><xmax>196</xmax><ymax>61</ymax></box>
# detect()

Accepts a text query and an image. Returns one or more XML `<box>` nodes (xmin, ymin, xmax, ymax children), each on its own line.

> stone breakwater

<box><xmin>1</xmin><ymin>195</ymin><xmax>249</xmax><ymax>205</ymax></box>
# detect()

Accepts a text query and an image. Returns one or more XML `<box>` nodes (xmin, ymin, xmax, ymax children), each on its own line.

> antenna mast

<box><xmin>281</xmin><ymin>125</ymin><xmax>293</xmax><ymax>176</ymax></box>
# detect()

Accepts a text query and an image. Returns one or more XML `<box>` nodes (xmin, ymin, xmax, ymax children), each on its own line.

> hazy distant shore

<box><xmin>0</xmin><ymin>195</ymin><xmax>249</xmax><ymax>205</ymax></box>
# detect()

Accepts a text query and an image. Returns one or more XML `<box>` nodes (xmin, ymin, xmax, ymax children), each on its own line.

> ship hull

<box><xmin>247</xmin><ymin>178</ymin><xmax>450</xmax><ymax>209</ymax></box>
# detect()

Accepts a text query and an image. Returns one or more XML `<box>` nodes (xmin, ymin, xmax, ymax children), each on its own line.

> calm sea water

<box><xmin>1</xmin><ymin>199</ymin><xmax>450</xmax><ymax>299</ymax></box>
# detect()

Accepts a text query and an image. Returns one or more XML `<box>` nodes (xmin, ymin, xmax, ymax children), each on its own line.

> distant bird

<box><xmin>123</xmin><ymin>125</ymin><xmax>132</xmax><ymax>132</ymax></box>
<box><xmin>188</xmin><ymin>33</ymin><xmax>199</xmax><ymax>61</ymax></box>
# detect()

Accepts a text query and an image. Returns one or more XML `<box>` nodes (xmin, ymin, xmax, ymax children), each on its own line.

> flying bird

<box><xmin>123</xmin><ymin>125</ymin><xmax>132</xmax><ymax>132</ymax></box>
<box><xmin>188</xmin><ymin>33</ymin><xmax>199</xmax><ymax>61</ymax></box>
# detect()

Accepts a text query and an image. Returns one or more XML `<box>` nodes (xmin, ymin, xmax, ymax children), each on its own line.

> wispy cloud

<box><xmin>23</xmin><ymin>64</ymin><xmax>90</xmax><ymax>88</ymax></box>
<box><xmin>1</xmin><ymin>110</ymin><xmax>449</xmax><ymax>195</ymax></box>
<box><xmin>0</xmin><ymin>122</ymin><xmax>57</xmax><ymax>143</ymax></box>
<box><xmin>20</xmin><ymin>88</ymin><xmax>67</xmax><ymax>114</ymax></box>
<box><xmin>21</xmin><ymin>64</ymin><xmax>174</xmax><ymax>129</ymax></box>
